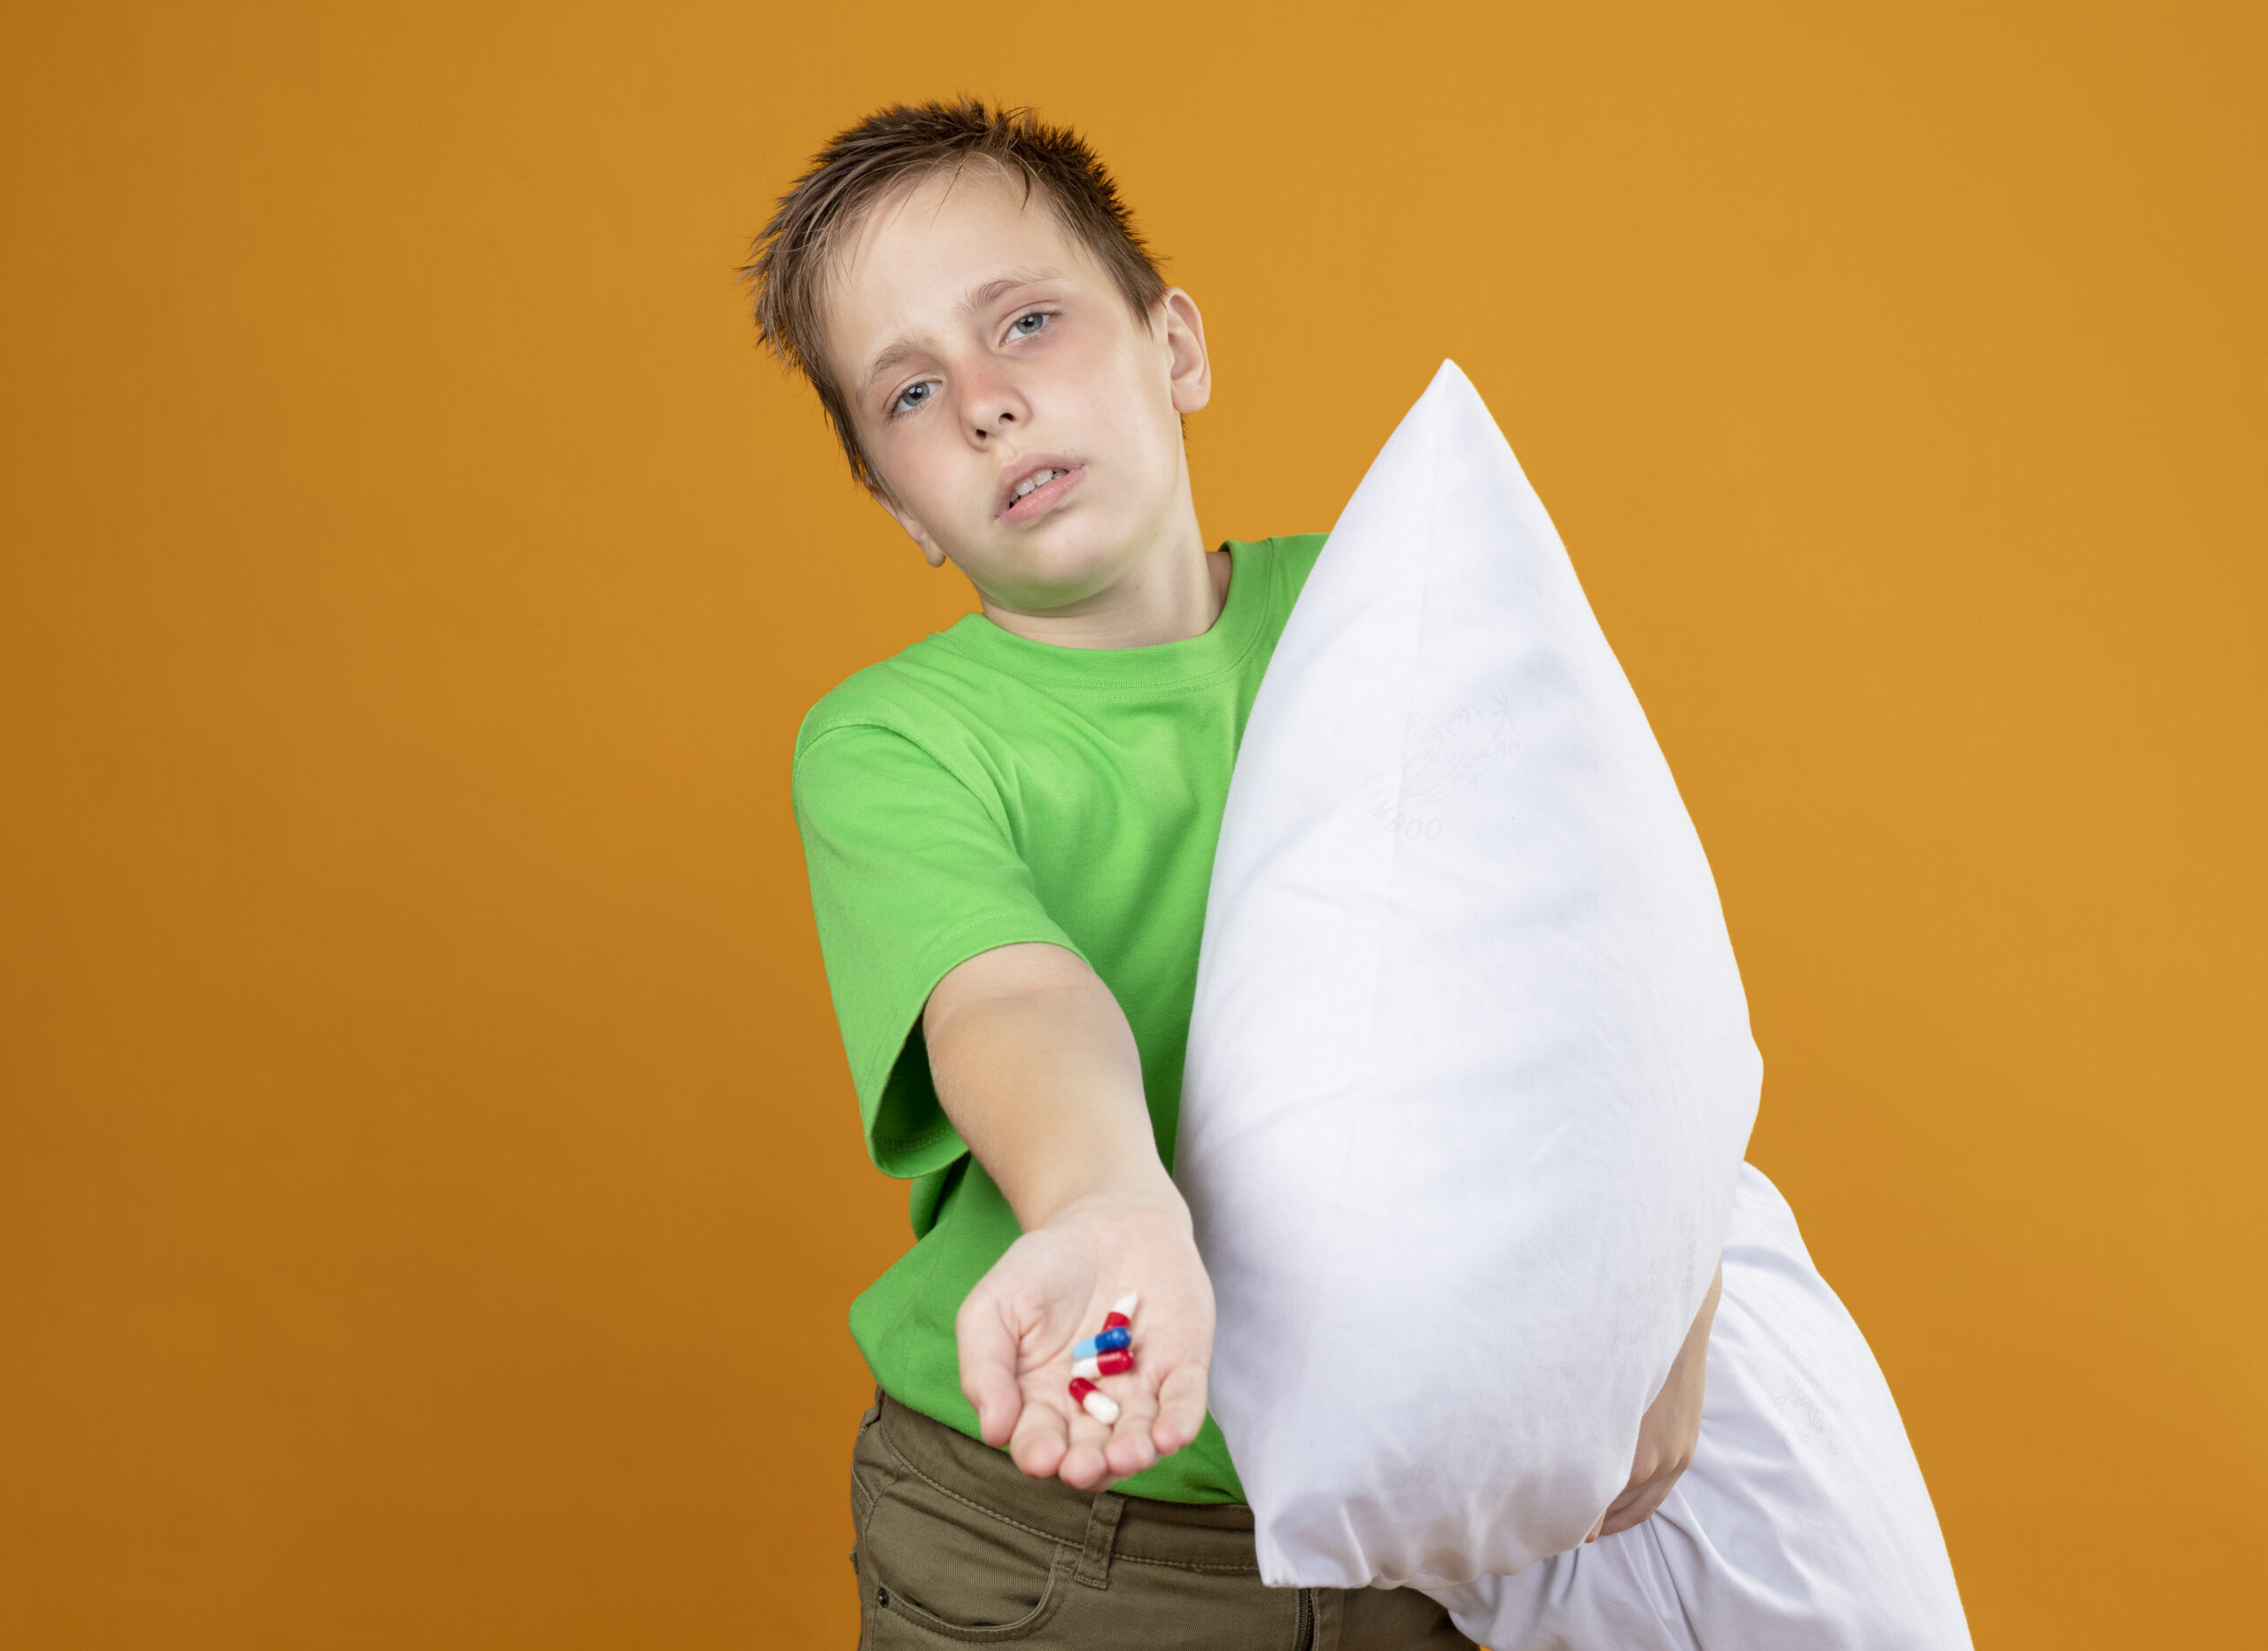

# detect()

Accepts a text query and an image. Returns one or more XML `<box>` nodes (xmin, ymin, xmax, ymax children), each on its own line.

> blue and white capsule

<box><xmin>1073</xmin><ymin>1324</ymin><xmax>1131</xmax><ymax>1360</ymax></box>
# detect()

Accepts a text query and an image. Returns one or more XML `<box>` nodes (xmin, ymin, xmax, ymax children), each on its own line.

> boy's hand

<box><xmin>956</xmin><ymin>1182</ymin><xmax>1215</xmax><ymax>1490</ymax></box>
<box><xmin>1588</xmin><ymin>1260</ymin><xmax>1723</xmax><ymax>1541</ymax></box>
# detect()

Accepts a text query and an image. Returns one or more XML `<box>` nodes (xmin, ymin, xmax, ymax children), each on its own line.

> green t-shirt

<box><xmin>791</xmin><ymin>532</ymin><xmax>1324</xmax><ymax>1504</ymax></box>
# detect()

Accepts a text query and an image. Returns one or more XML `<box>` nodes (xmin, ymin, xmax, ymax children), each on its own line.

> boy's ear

<box><xmin>1160</xmin><ymin>288</ymin><xmax>1211</xmax><ymax>416</ymax></box>
<box><xmin>871</xmin><ymin>484</ymin><xmax>950</xmax><ymax>568</ymax></box>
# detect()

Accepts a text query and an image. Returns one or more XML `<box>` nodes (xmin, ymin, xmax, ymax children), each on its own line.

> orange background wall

<box><xmin>3</xmin><ymin>3</ymin><xmax>2260</xmax><ymax>1645</ymax></box>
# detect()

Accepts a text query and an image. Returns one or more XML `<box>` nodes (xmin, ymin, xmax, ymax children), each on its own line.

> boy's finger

<box><xmin>1006</xmin><ymin>1391</ymin><xmax>1073</xmax><ymax>1481</ymax></box>
<box><xmin>1593</xmin><ymin>1481</ymin><xmax>1643</xmax><ymax>1539</ymax></box>
<box><xmin>1597</xmin><ymin>1474</ymin><xmax>1674</xmax><ymax>1538</ymax></box>
<box><xmin>954</xmin><ymin>1296</ymin><xmax>1026</xmax><ymax>1447</ymax></box>
<box><xmin>1056</xmin><ymin>1432</ymin><xmax>1115</xmax><ymax>1491</ymax></box>
<box><xmin>1149</xmin><ymin>1360</ymin><xmax>1208</xmax><ymax>1457</ymax></box>
<box><xmin>1052</xmin><ymin>1398</ymin><xmax>1122</xmax><ymax>1490</ymax></box>
<box><xmin>1100</xmin><ymin>1386</ymin><xmax>1161</xmax><ymax>1479</ymax></box>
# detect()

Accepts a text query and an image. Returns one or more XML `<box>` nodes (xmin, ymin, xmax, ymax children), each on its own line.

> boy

<box><xmin>749</xmin><ymin>100</ymin><xmax>1716</xmax><ymax>1647</ymax></box>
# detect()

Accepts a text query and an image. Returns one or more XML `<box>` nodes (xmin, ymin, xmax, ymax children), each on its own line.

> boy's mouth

<box><xmin>995</xmin><ymin>457</ymin><xmax>1085</xmax><ymax>524</ymax></box>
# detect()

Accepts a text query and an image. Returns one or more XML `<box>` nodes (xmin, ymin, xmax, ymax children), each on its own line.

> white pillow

<box><xmin>1177</xmin><ymin>360</ymin><xmax>1762</xmax><ymax>1589</ymax></box>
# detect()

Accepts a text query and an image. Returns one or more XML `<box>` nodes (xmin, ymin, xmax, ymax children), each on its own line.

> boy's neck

<box><xmin>975</xmin><ymin>526</ymin><xmax>1232</xmax><ymax>652</ymax></box>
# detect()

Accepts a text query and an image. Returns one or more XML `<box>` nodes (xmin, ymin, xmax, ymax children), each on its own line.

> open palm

<box><xmin>956</xmin><ymin>1192</ymin><xmax>1216</xmax><ymax>1490</ymax></box>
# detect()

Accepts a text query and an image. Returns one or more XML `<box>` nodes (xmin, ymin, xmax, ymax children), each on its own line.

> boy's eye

<box><xmin>1011</xmin><ymin>311</ymin><xmax>1052</xmax><ymax>336</ymax></box>
<box><xmin>892</xmin><ymin>382</ymin><xmax>934</xmax><ymax>415</ymax></box>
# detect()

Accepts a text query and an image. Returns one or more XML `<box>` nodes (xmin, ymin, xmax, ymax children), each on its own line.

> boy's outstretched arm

<box><xmin>924</xmin><ymin>942</ymin><xmax>1215</xmax><ymax>1492</ymax></box>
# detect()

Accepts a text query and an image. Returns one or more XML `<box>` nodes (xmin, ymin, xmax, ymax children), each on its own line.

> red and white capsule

<box><xmin>1068</xmin><ymin>1377</ymin><xmax>1120</xmax><ymax>1425</ymax></box>
<box><xmin>1072</xmin><ymin>1347</ymin><xmax>1134</xmax><ymax>1380</ymax></box>
<box><xmin>1102</xmin><ymin>1292</ymin><xmax>1138</xmax><ymax>1333</ymax></box>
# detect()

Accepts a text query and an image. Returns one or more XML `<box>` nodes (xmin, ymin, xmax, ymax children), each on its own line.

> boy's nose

<box><xmin>959</xmin><ymin>370</ymin><xmax>1028</xmax><ymax>440</ymax></box>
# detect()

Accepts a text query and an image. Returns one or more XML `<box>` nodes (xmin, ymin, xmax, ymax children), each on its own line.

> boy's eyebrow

<box><xmin>958</xmin><ymin>268</ymin><xmax>1056</xmax><ymax>315</ymax></box>
<box><xmin>858</xmin><ymin>267</ymin><xmax>1061</xmax><ymax>394</ymax></box>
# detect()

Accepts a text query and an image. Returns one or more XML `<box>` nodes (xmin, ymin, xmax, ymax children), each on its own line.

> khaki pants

<box><xmin>850</xmin><ymin>1391</ymin><xmax>1478</xmax><ymax>1649</ymax></box>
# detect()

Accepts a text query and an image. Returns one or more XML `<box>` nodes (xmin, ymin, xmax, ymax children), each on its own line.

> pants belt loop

<box><xmin>1073</xmin><ymin>1491</ymin><xmax>1127</xmax><ymax>1589</ymax></box>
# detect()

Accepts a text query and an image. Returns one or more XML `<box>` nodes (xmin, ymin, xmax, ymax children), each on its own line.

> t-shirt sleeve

<box><xmin>792</xmin><ymin>721</ymin><xmax>1084</xmax><ymax>1179</ymax></box>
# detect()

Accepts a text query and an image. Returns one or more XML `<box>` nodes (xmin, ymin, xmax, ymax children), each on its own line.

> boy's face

<box><xmin>821</xmin><ymin>167</ymin><xmax>1209</xmax><ymax>615</ymax></box>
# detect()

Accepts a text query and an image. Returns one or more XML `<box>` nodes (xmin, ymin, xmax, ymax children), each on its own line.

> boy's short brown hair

<box><xmin>742</xmin><ymin>98</ymin><xmax>1169</xmax><ymax>491</ymax></box>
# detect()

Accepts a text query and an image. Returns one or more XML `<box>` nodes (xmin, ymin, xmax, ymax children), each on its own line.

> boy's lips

<box><xmin>995</xmin><ymin>457</ymin><xmax>1085</xmax><ymax>524</ymax></box>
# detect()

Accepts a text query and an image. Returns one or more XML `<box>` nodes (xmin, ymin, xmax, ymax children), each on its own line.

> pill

<box><xmin>1068</xmin><ymin>1377</ymin><xmax>1120</xmax><ymax>1425</ymax></box>
<box><xmin>1102</xmin><ymin>1311</ymin><xmax>1131</xmax><ymax>1333</ymax></box>
<box><xmin>1111</xmin><ymin>1292</ymin><xmax>1138</xmax><ymax>1318</ymax></box>
<box><xmin>1072</xmin><ymin>1348</ymin><xmax>1135</xmax><ymax>1380</ymax></box>
<box><xmin>1073</xmin><ymin>1325</ymin><xmax>1131</xmax><ymax>1360</ymax></box>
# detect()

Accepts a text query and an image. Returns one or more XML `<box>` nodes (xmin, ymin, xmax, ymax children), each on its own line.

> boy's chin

<box><xmin>955</xmin><ymin>526</ymin><xmax>1137</xmax><ymax>607</ymax></box>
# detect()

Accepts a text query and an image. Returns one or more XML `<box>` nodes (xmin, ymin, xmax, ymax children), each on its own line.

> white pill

<box><xmin>1078</xmin><ymin>1387</ymin><xmax>1121</xmax><ymax>1425</ymax></box>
